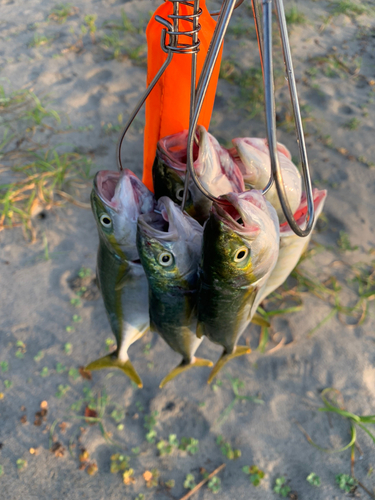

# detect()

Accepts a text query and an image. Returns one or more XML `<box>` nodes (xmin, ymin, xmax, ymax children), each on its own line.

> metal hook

<box><xmin>185</xmin><ymin>0</ymin><xmax>314</xmax><ymax>236</ymax></box>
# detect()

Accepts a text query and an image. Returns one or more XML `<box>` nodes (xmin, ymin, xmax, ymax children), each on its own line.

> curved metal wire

<box><xmin>185</xmin><ymin>0</ymin><xmax>314</xmax><ymax>236</ymax></box>
<box><xmin>117</xmin><ymin>0</ymin><xmax>202</xmax><ymax>172</ymax></box>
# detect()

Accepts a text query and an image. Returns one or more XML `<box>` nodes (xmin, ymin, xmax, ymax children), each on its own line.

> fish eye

<box><xmin>234</xmin><ymin>246</ymin><xmax>249</xmax><ymax>263</ymax></box>
<box><xmin>158</xmin><ymin>251</ymin><xmax>173</xmax><ymax>267</ymax></box>
<box><xmin>100</xmin><ymin>214</ymin><xmax>112</xmax><ymax>228</ymax></box>
<box><xmin>175</xmin><ymin>187</ymin><xmax>189</xmax><ymax>202</ymax></box>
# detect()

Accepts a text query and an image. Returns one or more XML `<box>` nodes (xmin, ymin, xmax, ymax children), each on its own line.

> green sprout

<box><xmin>33</xmin><ymin>351</ymin><xmax>44</xmax><ymax>362</ymax></box>
<box><xmin>64</xmin><ymin>343</ymin><xmax>73</xmax><ymax>355</ymax></box>
<box><xmin>3</xmin><ymin>380</ymin><xmax>12</xmax><ymax>389</ymax></box>
<box><xmin>335</xmin><ymin>474</ymin><xmax>357</xmax><ymax>493</ymax></box>
<box><xmin>273</xmin><ymin>477</ymin><xmax>291</xmax><ymax>497</ymax></box>
<box><xmin>55</xmin><ymin>384</ymin><xmax>70</xmax><ymax>398</ymax></box>
<box><xmin>110</xmin><ymin>454</ymin><xmax>129</xmax><ymax>473</ymax></box>
<box><xmin>183</xmin><ymin>473</ymin><xmax>196</xmax><ymax>490</ymax></box>
<box><xmin>208</xmin><ymin>476</ymin><xmax>221</xmax><ymax>494</ymax></box>
<box><xmin>0</xmin><ymin>361</ymin><xmax>9</xmax><ymax>372</ymax></box>
<box><xmin>68</xmin><ymin>368</ymin><xmax>80</xmax><ymax>380</ymax></box>
<box><xmin>216</xmin><ymin>435</ymin><xmax>241</xmax><ymax>460</ymax></box>
<box><xmin>40</xmin><ymin>367</ymin><xmax>49</xmax><ymax>377</ymax></box>
<box><xmin>16</xmin><ymin>459</ymin><xmax>27</xmax><ymax>471</ymax></box>
<box><xmin>242</xmin><ymin>465</ymin><xmax>265</xmax><ymax>486</ymax></box>
<box><xmin>307</xmin><ymin>472</ymin><xmax>321</xmax><ymax>487</ymax></box>
<box><xmin>179</xmin><ymin>437</ymin><xmax>199</xmax><ymax>455</ymax></box>
<box><xmin>56</xmin><ymin>363</ymin><xmax>66</xmax><ymax>373</ymax></box>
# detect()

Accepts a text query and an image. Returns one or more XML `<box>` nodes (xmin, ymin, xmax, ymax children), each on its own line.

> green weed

<box><xmin>55</xmin><ymin>384</ymin><xmax>70</xmax><ymax>398</ymax></box>
<box><xmin>48</xmin><ymin>4</ymin><xmax>79</xmax><ymax>24</ymax></box>
<box><xmin>0</xmin><ymin>361</ymin><xmax>9</xmax><ymax>372</ymax></box>
<box><xmin>16</xmin><ymin>459</ymin><xmax>27</xmax><ymax>471</ymax></box>
<box><xmin>242</xmin><ymin>465</ymin><xmax>265</xmax><ymax>486</ymax></box>
<box><xmin>285</xmin><ymin>6</ymin><xmax>307</xmax><ymax>24</ymax></box>
<box><xmin>216</xmin><ymin>376</ymin><xmax>264</xmax><ymax>425</ymax></box>
<box><xmin>0</xmin><ymin>465</ymin><xmax>3</xmax><ymax>477</ymax></box>
<box><xmin>29</xmin><ymin>34</ymin><xmax>53</xmax><ymax>48</ymax></box>
<box><xmin>329</xmin><ymin>0</ymin><xmax>369</xmax><ymax>17</ymax></box>
<box><xmin>216</xmin><ymin>435</ymin><xmax>241</xmax><ymax>460</ymax></box>
<box><xmin>335</xmin><ymin>474</ymin><xmax>357</xmax><ymax>493</ymax></box>
<box><xmin>165</xmin><ymin>479</ymin><xmax>175</xmax><ymax>488</ymax></box>
<box><xmin>273</xmin><ymin>476</ymin><xmax>291</xmax><ymax>497</ymax></box>
<box><xmin>343</xmin><ymin>117</ymin><xmax>361</xmax><ymax>130</ymax></box>
<box><xmin>144</xmin><ymin>411</ymin><xmax>158</xmax><ymax>443</ymax></box>
<box><xmin>82</xmin><ymin>15</ymin><xmax>97</xmax><ymax>42</ymax></box>
<box><xmin>110</xmin><ymin>453</ymin><xmax>130</xmax><ymax>473</ymax></box>
<box><xmin>156</xmin><ymin>434</ymin><xmax>179</xmax><ymax>456</ymax></box>
<box><xmin>40</xmin><ymin>367</ymin><xmax>49</xmax><ymax>377</ymax></box>
<box><xmin>179</xmin><ymin>437</ymin><xmax>199</xmax><ymax>455</ymax></box>
<box><xmin>208</xmin><ymin>476</ymin><xmax>221</xmax><ymax>494</ymax></box>
<box><xmin>184</xmin><ymin>473</ymin><xmax>196</xmax><ymax>490</ymax></box>
<box><xmin>307</xmin><ymin>472</ymin><xmax>321</xmax><ymax>486</ymax></box>
<box><xmin>144</xmin><ymin>468</ymin><xmax>159</xmax><ymax>488</ymax></box>
<box><xmin>56</xmin><ymin>363</ymin><xmax>66</xmax><ymax>373</ymax></box>
<box><xmin>68</xmin><ymin>368</ymin><xmax>80</xmax><ymax>380</ymax></box>
<box><xmin>337</xmin><ymin>231</ymin><xmax>358</xmax><ymax>251</ymax></box>
<box><xmin>3</xmin><ymin>380</ymin><xmax>12</xmax><ymax>389</ymax></box>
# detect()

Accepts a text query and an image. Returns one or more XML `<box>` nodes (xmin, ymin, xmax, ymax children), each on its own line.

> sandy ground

<box><xmin>1</xmin><ymin>0</ymin><xmax>375</xmax><ymax>499</ymax></box>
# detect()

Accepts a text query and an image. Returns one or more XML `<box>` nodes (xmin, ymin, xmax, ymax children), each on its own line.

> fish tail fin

<box><xmin>85</xmin><ymin>354</ymin><xmax>143</xmax><ymax>388</ymax></box>
<box><xmin>207</xmin><ymin>346</ymin><xmax>251</xmax><ymax>384</ymax></box>
<box><xmin>159</xmin><ymin>357</ymin><xmax>213</xmax><ymax>389</ymax></box>
<box><xmin>251</xmin><ymin>313</ymin><xmax>270</xmax><ymax>328</ymax></box>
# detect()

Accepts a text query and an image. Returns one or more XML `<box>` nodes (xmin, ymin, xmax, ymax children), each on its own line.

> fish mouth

<box><xmin>94</xmin><ymin>169</ymin><xmax>154</xmax><ymax>215</ymax></box>
<box><xmin>279</xmin><ymin>188</ymin><xmax>327</xmax><ymax>234</ymax></box>
<box><xmin>137</xmin><ymin>197</ymin><xmax>181</xmax><ymax>242</ymax></box>
<box><xmin>212</xmin><ymin>191</ymin><xmax>265</xmax><ymax>238</ymax></box>
<box><xmin>157</xmin><ymin>129</ymin><xmax>199</xmax><ymax>171</ymax></box>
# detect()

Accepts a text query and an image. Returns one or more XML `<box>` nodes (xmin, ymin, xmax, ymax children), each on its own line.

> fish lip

<box><xmin>138</xmin><ymin>198</ymin><xmax>180</xmax><ymax>242</ymax></box>
<box><xmin>157</xmin><ymin>129</ymin><xmax>200</xmax><ymax>172</ymax></box>
<box><xmin>212</xmin><ymin>191</ymin><xmax>263</xmax><ymax>237</ymax></box>
<box><xmin>279</xmin><ymin>188</ymin><xmax>327</xmax><ymax>233</ymax></box>
<box><xmin>94</xmin><ymin>169</ymin><xmax>154</xmax><ymax>215</ymax></box>
<box><xmin>93</xmin><ymin>170</ymin><xmax>121</xmax><ymax>209</ymax></box>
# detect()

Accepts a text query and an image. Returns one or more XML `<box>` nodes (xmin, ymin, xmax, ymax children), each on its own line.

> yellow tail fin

<box><xmin>85</xmin><ymin>354</ymin><xmax>143</xmax><ymax>388</ymax></box>
<box><xmin>207</xmin><ymin>346</ymin><xmax>251</xmax><ymax>384</ymax></box>
<box><xmin>251</xmin><ymin>313</ymin><xmax>270</xmax><ymax>328</ymax></box>
<box><xmin>159</xmin><ymin>357</ymin><xmax>213</xmax><ymax>389</ymax></box>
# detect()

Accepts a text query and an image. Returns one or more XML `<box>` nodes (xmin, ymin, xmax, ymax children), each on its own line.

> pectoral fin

<box><xmin>85</xmin><ymin>354</ymin><xmax>143</xmax><ymax>388</ymax></box>
<box><xmin>251</xmin><ymin>313</ymin><xmax>270</xmax><ymax>328</ymax></box>
<box><xmin>207</xmin><ymin>346</ymin><xmax>251</xmax><ymax>384</ymax></box>
<box><xmin>159</xmin><ymin>357</ymin><xmax>213</xmax><ymax>389</ymax></box>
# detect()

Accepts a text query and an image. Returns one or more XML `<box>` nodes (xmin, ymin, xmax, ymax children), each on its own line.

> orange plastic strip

<box><xmin>143</xmin><ymin>0</ymin><xmax>223</xmax><ymax>191</ymax></box>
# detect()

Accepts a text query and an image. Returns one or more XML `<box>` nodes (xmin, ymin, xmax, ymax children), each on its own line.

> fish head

<box><xmin>196</xmin><ymin>125</ymin><xmax>244</xmax><ymax>197</ymax></box>
<box><xmin>202</xmin><ymin>190</ymin><xmax>279</xmax><ymax>286</ymax></box>
<box><xmin>154</xmin><ymin>131</ymin><xmax>212</xmax><ymax>224</ymax></box>
<box><xmin>137</xmin><ymin>196</ymin><xmax>203</xmax><ymax>289</ymax></box>
<box><xmin>91</xmin><ymin>169</ymin><xmax>155</xmax><ymax>261</ymax></box>
<box><xmin>231</xmin><ymin>137</ymin><xmax>271</xmax><ymax>188</ymax></box>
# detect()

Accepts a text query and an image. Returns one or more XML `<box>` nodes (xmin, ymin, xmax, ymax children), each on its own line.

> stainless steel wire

<box><xmin>185</xmin><ymin>0</ymin><xmax>315</xmax><ymax>236</ymax></box>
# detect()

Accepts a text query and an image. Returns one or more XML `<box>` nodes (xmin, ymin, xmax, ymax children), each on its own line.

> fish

<box><xmin>230</xmin><ymin>137</ymin><xmax>302</xmax><ymax>223</ymax></box>
<box><xmin>257</xmin><ymin>188</ymin><xmax>327</xmax><ymax>304</ymax></box>
<box><xmin>87</xmin><ymin>169</ymin><xmax>155</xmax><ymax>387</ymax></box>
<box><xmin>137</xmin><ymin>196</ymin><xmax>213</xmax><ymax>388</ymax></box>
<box><xmin>196</xmin><ymin>190</ymin><xmax>280</xmax><ymax>383</ymax></box>
<box><xmin>153</xmin><ymin>126</ymin><xmax>244</xmax><ymax>224</ymax></box>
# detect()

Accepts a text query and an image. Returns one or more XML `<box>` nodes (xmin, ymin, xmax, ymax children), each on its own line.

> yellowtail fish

<box><xmin>87</xmin><ymin>169</ymin><xmax>155</xmax><ymax>387</ymax></box>
<box><xmin>152</xmin><ymin>126</ymin><xmax>244</xmax><ymax>224</ymax></box>
<box><xmin>258</xmin><ymin>188</ymin><xmax>327</xmax><ymax>303</ymax></box>
<box><xmin>230</xmin><ymin>137</ymin><xmax>301</xmax><ymax>223</ymax></box>
<box><xmin>196</xmin><ymin>190</ymin><xmax>279</xmax><ymax>382</ymax></box>
<box><xmin>137</xmin><ymin>196</ymin><xmax>212</xmax><ymax>388</ymax></box>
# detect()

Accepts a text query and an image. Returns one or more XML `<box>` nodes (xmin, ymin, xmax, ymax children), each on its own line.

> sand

<box><xmin>1</xmin><ymin>0</ymin><xmax>375</xmax><ymax>499</ymax></box>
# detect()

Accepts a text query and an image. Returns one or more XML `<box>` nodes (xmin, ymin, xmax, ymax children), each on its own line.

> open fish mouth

<box><xmin>138</xmin><ymin>197</ymin><xmax>181</xmax><ymax>242</ymax></box>
<box><xmin>157</xmin><ymin>130</ymin><xmax>199</xmax><ymax>171</ymax></box>
<box><xmin>280</xmin><ymin>188</ymin><xmax>327</xmax><ymax>234</ymax></box>
<box><xmin>94</xmin><ymin>169</ymin><xmax>154</xmax><ymax>215</ymax></box>
<box><xmin>212</xmin><ymin>191</ymin><xmax>269</xmax><ymax>238</ymax></box>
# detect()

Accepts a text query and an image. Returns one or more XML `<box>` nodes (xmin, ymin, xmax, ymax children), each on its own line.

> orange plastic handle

<box><xmin>142</xmin><ymin>0</ymin><xmax>223</xmax><ymax>191</ymax></box>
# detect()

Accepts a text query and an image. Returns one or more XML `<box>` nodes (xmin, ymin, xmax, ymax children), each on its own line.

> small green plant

<box><xmin>82</xmin><ymin>14</ymin><xmax>97</xmax><ymax>42</ymax></box>
<box><xmin>33</xmin><ymin>351</ymin><xmax>44</xmax><ymax>362</ymax></box>
<box><xmin>48</xmin><ymin>3</ymin><xmax>79</xmax><ymax>24</ymax></box>
<box><xmin>242</xmin><ymin>465</ymin><xmax>265</xmax><ymax>486</ymax></box>
<box><xmin>335</xmin><ymin>474</ymin><xmax>357</xmax><ymax>493</ymax></box>
<box><xmin>3</xmin><ymin>380</ymin><xmax>12</xmax><ymax>389</ymax></box>
<box><xmin>216</xmin><ymin>435</ymin><xmax>241</xmax><ymax>460</ymax></box>
<box><xmin>0</xmin><ymin>361</ymin><xmax>8</xmax><ymax>372</ymax></box>
<box><xmin>144</xmin><ymin>411</ymin><xmax>158</xmax><ymax>443</ymax></box>
<box><xmin>0</xmin><ymin>464</ymin><xmax>3</xmax><ymax>476</ymax></box>
<box><xmin>29</xmin><ymin>34</ymin><xmax>52</xmax><ymax>48</ymax></box>
<box><xmin>307</xmin><ymin>472</ymin><xmax>321</xmax><ymax>486</ymax></box>
<box><xmin>183</xmin><ymin>473</ymin><xmax>196</xmax><ymax>490</ymax></box>
<box><xmin>157</xmin><ymin>434</ymin><xmax>179</xmax><ymax>456</ymax></box>
<box><xmin>135</xmin><ymin>495</ymin><xmax>145</xmax><ymax>500</ymax></box>
<box><xmin>72</xmin><ymin>314</ymin><xmax>81</xmax><ymax>323</ymax></box>
<box><xmin>143</xmin><ymin>342</ymin><xmax>151</xmax><ymax>355</ymax></box>
<box><xmin>68</xmin><ymin>368</ymin><xmax>80</xmax><ymax>380</ymax></box>
<box><xmin>70</xmin><ymin>297</ymin><xmax>81</xmax><ymax>307</ymax></box>
<box><xmin>273</xmin><ymin>477</ymin><xmax>291</xmax><ymax>497</ymax></box>
<box><xmin>15</xmin><ymin>341</ymin><xmax>26</xmax><ymax>359</ymax></box>
<box><xmin>337</xmin><ymin>231</ymin><xmax>358</xmax><ymax>252</ymax></box>
<box><xmin>343</xmin><ymin>117</ymin><xmax>360</xmax><ymax>130</ymax></box>
<box><xmin>111</xmin><ymin>407</ymin><xmax>125</xmax><ymax>423</ymax></box>
<box><xmin>144</xmin><ymin>468</ymin><xmax>159</xmax><ymax>488</ymax></box>
<box><xmin>330</xmin><ymin>0</ymin><xmax>369</xmax><ymax>17</ymax></box>
<box><xmin>165</xmin><ymin>479</ymin><xmax>175</xmax><ymax>489</ymax></box>
<box><xmin>40</xmin><ymin>367</ymin><xmax>49</xmax><ymax>377</ymax></box>
<box><xmin>55</xmin><ymin>384</ymin><xmax>70</xmax><ymax>398</ymax></box>
<box><xmin>110</xmin><ymin>454</ymin><xmax>130</xmax><ymax>473</ymax></box>
<box><xmin>216</xmin><ymin>376</ymin><xmax>264</xmax><ymax>425</ymax></box>
<box><xmin>179</xmin><ymin>437</ymin><xmax>199</xmax><ymax>455</ymax></box>
<box><xmin>285</xmin><ymin>6</ymin><xmax>307</xmax><ymax>24</ymax></box>
<box><xmin>131</xmin><ymin>447</ymin><xmax>140</xmax><ymax>455</ymax></box>
<box><xmin>16</xmin><ymin>459</ymin><xmax>27</xmax><ymax>471</ymax></box>
<box><xmin>208</xmin><ymin>476</ymin><xmax>221</xmax><ymax>494</ymax></box>
<box><xmin>64</xmin><ymin>343</ymin><xmax>73</xmax><ymax>355</ymax></box>
<box><xmin>56</xmin><ymin>363</ymin><xmax>66</xmax><ymax>373</ymax></box>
